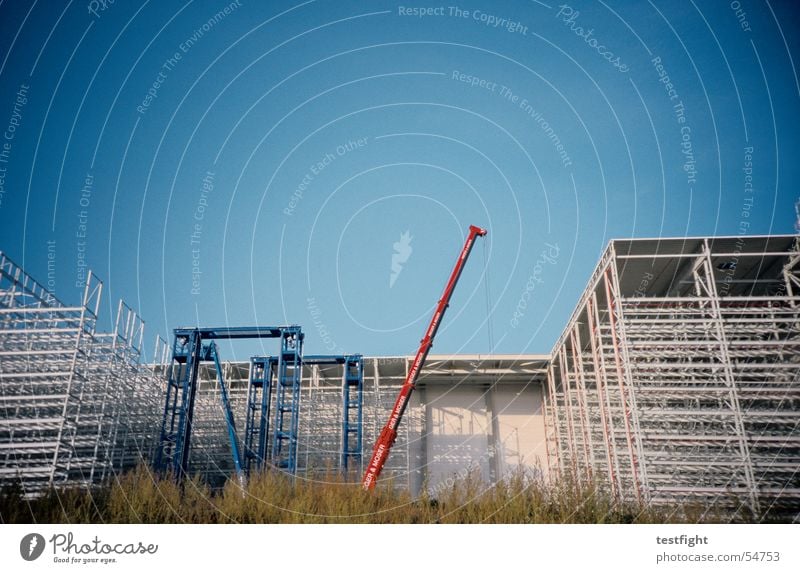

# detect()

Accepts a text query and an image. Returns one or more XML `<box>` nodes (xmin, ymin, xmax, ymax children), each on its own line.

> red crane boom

<box><xmin>362</xmin><ymin>224</ymin><xmax>488</xmax><ymax>490</ymax></box>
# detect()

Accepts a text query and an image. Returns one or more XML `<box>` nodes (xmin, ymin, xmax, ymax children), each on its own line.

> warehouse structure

<box><xmin>545</xmin><ymin>235</ymin><xmax>800</xmax><ymax>518</ymax></box>
<box><xmin>0</xmin><ymin>234</ymin><xmax>798</xmax><ymax>520</ymax></box>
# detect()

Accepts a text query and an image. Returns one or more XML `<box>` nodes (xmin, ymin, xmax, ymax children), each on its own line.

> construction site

<box><xmin>1</xmin><ymin>229</ymin><xmax>798</xmax><ymax>522</ymax></box>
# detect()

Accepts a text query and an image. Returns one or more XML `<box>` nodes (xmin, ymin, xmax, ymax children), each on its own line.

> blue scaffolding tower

<box><xmin>246</xmin><ymin>354</ymin><xmax>364</xmax><ymax>476</ymax></box>
<box><xmin>243</xmin><ymin>356</ymin><xmax>276</xmax><ymax>474</ymax></box>
<box><xmin>341</xmin><ymin>355</ymin><xmax>364</xmax><ymax>473</ymax></box>
<box><xmin>301</xmin><ymin>354</ymin><xmax>364</xmax><ymax>474</ymax></box>
<box><xmin>154</xmin><ymin>326</ymin><xmax>303</xmax><ymax>481</ymax></box>
<box><xmin>242</xmin><ymin>331</ymin><xmax>307</xmax><ymax>476</ymax></box>
<box><xmin>270</xmin><ymin>331</ymin><xmax>304</xmax><ymax>473</ymax></box>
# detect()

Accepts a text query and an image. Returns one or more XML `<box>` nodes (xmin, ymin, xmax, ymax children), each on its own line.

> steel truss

<box><xmin>153</xmin><ymin>326</ymin><xmax>303</xmax><ymax>480</ymax></box>
<box><xmin>296</xmin><ymin>355</ymin><xmax>364</xmax><ymax>477</ymax></box>
<box><xmin>0</xmin><ymin>251</ymin><xmax>164</xmax><ymax>495</ymax></box>
<box><xmin>243</xmin><ymin>356</ymin><xmax>276</xmax><ymax>475</ymax></box>
<box><xmin>544</xmin><ymin>236</ymin><xmax>800</xmax><ymax>520</ymax></box>
<box><xmin>173</xmin><ymin>355</ymin><xmax>409</xmax><ymax>486</ymax></box>
<box><xmin>243</xmin><ymin>354</ymin><xmax>364</xmax><ymax>477</ymax></box>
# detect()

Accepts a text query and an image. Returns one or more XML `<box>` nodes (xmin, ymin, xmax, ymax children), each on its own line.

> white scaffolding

<box><xmin>544</xmin><ymin>236</ymin><xmax>800</xmax><ymax>520</ymax></box>
<box><xmin>0</xmin><ymin>252</ymin><xmax>165</xmax><ymax>495</ymax></box>
<box><xmin>4</xmin><ymin>234</ymin><xmax>798</xmax><ymax>521</ymax></box>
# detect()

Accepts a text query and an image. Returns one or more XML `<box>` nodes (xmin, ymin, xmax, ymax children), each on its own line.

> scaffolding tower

<box><xmin>294</xmin><ymin>355</ymin><xmax>364</xmax><ymax>477</ymax></box>
<box><xmin>243</xmin><ymin>356</ymin><xmax>276</xmax><ymax>475</ymax></box>
<box><xmin>544</xmin><ymin>236</ymin><xmax>800</xmax><ymax>520</ymax></box>
<box><xmin>0</xmin><ymin>251</ymin><xmax>164</xmax><ymax>495</ymax></box>
<box><xmin>169</xmin><ymin>355</ymin><xmax>409</xmax><ymax>486</ymax></box>
<box><xmin>153</xmin><ymin>326</ymin><xmax>303</xmax><ymax>481</ymax></box>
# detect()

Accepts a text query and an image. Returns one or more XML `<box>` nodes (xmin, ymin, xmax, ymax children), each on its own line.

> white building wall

<box><xmin>493</xmin><ymin>384</ymin><xmax>547</xmax><ymax>480</ymax></box>
<box><xmin>408</xmin><ymin>382</ymin><xmax>546</xmax><ymax>496</ymax></box>
<box><xmin>424</xmin><ymin>385</ymin><xmax>492</xmax><ymax>493</ymax></box>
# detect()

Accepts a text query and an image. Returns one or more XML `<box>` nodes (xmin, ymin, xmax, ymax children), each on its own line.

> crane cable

<box><xmin>482</xmin><ymin>237</ymin><xmax>494</xmax><ymax>352</ymax></box>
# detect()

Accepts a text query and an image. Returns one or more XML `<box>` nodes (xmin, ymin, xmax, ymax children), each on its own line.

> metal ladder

<box><xmin>243</xmin><ymin>356</ymin><xmax>276</xmax><ymax>474</ymax></box>
<box><xmin>154</xmin><ymin>331</ymin><xmax>202</xmax><ymax>479</ymax></box>
<box><xmin>341</xmin><ymin>355</ymin><xmax>364</xmax><ymax>473</ymax></box>
<box><xmin>270</xmin><ymin>329</ymin><xmax>304</xmax><ymax>473</ymax></box>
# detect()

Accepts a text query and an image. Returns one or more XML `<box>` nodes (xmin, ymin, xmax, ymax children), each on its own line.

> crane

<box><xmin>362</xmin><ymin>224</ymin><xmax>488</xmax><ymax>490</ymax></box>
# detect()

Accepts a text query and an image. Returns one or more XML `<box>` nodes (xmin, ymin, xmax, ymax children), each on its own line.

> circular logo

<box><xmin>19</xmin><ymin>533</ymin><xmax>45</xmax><ymax>561</ymax></box>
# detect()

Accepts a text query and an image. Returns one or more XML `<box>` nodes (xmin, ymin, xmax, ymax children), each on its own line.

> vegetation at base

<box><xmin>0</xmin><ymin>465</ymin><xmax>732</xmax><ymax>524</ymax></box>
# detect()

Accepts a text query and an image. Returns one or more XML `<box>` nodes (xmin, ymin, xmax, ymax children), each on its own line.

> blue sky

<box><xmin>0</xmin><ymin>0</ymin><xmax>798</xmax><ymax>360</ymax></box>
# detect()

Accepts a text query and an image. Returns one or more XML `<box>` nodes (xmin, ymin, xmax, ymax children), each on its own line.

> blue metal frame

<box><xmin>301</xmin><ymin>354</ymin><xmax>364</xmax><ymax>475</ymax></box>
<box><xmin>341</xmin><ymin>355</ymin><xmax>364</xmax><ymax>473</ymax></box>
<box><xmin>246</xmin><ymin>354</ymin><xmax>364</xmax><ymax>477</ymax></box>
<box><xmin>208</xmin><ymin>342</ymin><xmax>244</xmax><ymax>483</ymax></box>
<box><xmin>270</xmin><ymin>331</ymin><xmax>304</xmax><ymax>474</ymax></box>
<box><xmin>154</xmin><ymin>330</ymin><xmax>202</xmax><ymax>480</ymax></box>
<box><xmin>154</xmin><ymin>325</ymin><xmax>303</xmax><ymax>480</ymax></box>
<box><xmin>243</xmin><ymin>356</ymin><xmax>277</xmax><ymax>474</ymax></box>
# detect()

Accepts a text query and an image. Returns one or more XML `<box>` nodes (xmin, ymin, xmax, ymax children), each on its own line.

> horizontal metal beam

<box><xmin>173</xmin><ymin>326</ymin><xmax>301</xmax><ymax>340</ymax></box>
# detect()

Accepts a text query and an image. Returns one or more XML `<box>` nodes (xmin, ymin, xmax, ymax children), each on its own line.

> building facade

<box><xmin>545</xmin><ymin>236</ymin><xmax>800</xmax><ymax>518</ymax></box>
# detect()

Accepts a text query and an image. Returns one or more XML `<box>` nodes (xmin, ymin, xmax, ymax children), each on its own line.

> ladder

<box><xmin>243</xmin><ymin>356</ymin><xmax>276</xmax><ymax>474</ymax></box>
<box><xmin>154</xmin><ymin>331</ymin><xmax>202</xmax><ymax>479</ymax></box>
<box><xmin>270</xmin><ymin>329</ymin><xmax>304</xmax><ymax>473</ymax></box>
<box><xmin>341</xmin><ymin>355</ymin><xmax>364</xmax><ymax>473</ymax></box>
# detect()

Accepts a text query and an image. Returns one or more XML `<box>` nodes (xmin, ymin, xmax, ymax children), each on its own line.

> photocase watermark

<box><xmin>451</xmin><ymin>71</ymin><xmax>572</xmax><ymax>168</ymax></box>
<box><xmin>87</xmin><ymin>0</ymin><xmax>115</xmax><ymax>19</ymax></box>
<box><xmin>20</xmin><ymin>533</ymin><xmax>45</xmax><ymax>561</ymax></box>
<box><xmin>730</xmin><ymin>1</ymin><xmax>751</xmax><ymax>33</ymax></box>
<box><xmin>425</xmin><ymin>443</ymin><xmax>537</xmax><ymax>499</ymax></box>
<box><xmin>0</xmin><ymin>83</ymin><xmax>29</xmax><ymax>210</ymax></box>
<box><xmin>398</xmin><ymin>6</ymin><xmax>528</xmax><ymax>35</ymax></box>
<box><xmin>307</xmin><ymin>296</ymin><xmax>344</xmax><ymax>353</ymax></box>
<box><xmin>719</xmin><ymin>145</ymin><xmax>756</xmax><ymax>296</ymax></box>
<box><xmin>555</xmin><ymin>5</ymin><xmax>630</xmax><ymax>73</ymax></box>
<box><xmin>451</xmin><ymin>70</ymin><xmax>499</xmax><ymax>93</ymax></box>
<box><xmin>390</xmin><ymin>230</ymin><xmax>413</xmax><ymax>288</ymax></box>
<box><xmin>137</xmin><ymin>1</ymin><xmax>242</xmax><ymax>115</ymax></box>
<box><xmin>190</xmin><ymin>171</ymin><xmax>214</xmax><ymax>296</ymax></box>
<box><xmin>284</xmin><ymin>137</ymin><xmax>369</xmax><ymax>216</ymax></box>
<box><xmin>381</xmin><ymin>356</ymin><xmax>410</xmax><ymax>367</ymax></box>
<box><xmin>507</xmin><ymin>87</ymin><xmax>573</xmax><ymax>168</ymax></box>
<box><xmin>75</xmin><ymin>172</ymin><xmax>94</xmax><ymax>289</ymax></box>
<box><xmin>795</xmin><ymin>198</ymin><xmax>800</xmax><ymax>233</ymax></box>
<box><xmin>652</xmin><ymin>56</ymin><xmax>697</xmax><ymax>185</ymax></box>
<box><xmin>510</xmin><ymin>242</ymin><xmax>560</xmax><ymax>328</ymax></box>
<box><xmin>36</xmin><ymin>531</ymin><xmax>159</xmax><ymax>565</ymax></box>
<box><xmin>633</xmin><ymin>271</ymin><xmax>654</xmax><ymax>298</ymax></box>
<box><xmin>45</xmin><ymin>239</ymin><xmax>57</xmax><ymax>304</ymax></box>
<box><xmin>427</xmin><ymin>444</ymin><xmax>498</xmax><ymax>498</ymax></box>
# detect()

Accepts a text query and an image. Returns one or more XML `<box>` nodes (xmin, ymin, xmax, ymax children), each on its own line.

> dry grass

<box><xmin>0</xmin><ymin>465</ymin><xmax>720</xmax><ymax>524</ymax></box>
